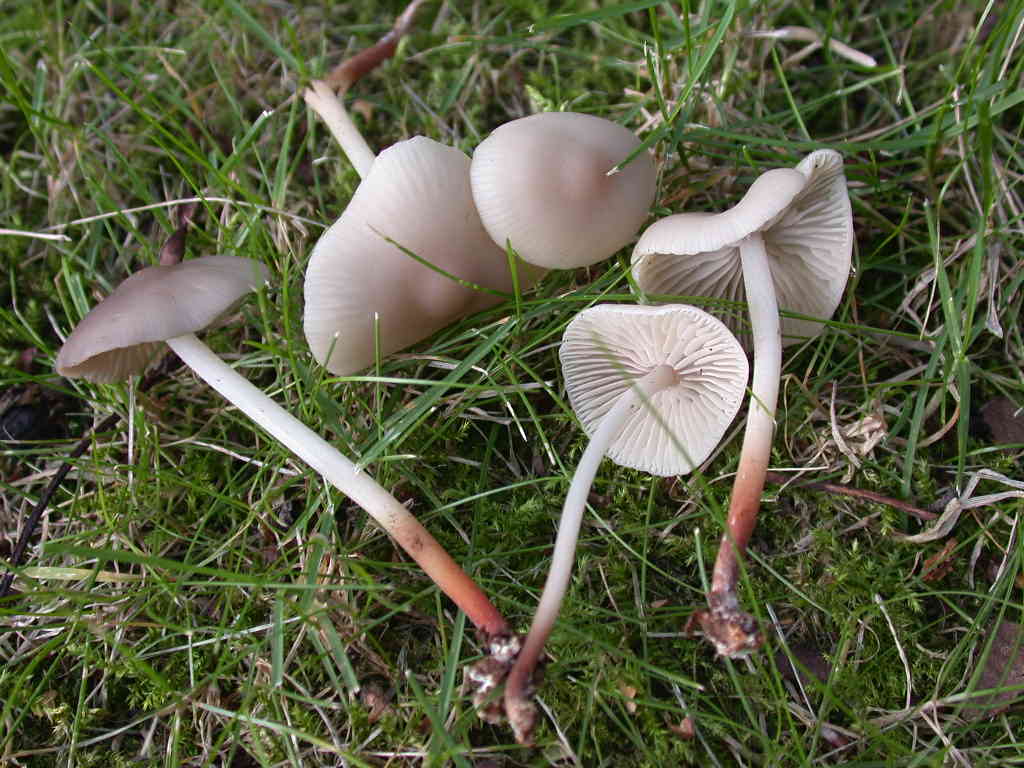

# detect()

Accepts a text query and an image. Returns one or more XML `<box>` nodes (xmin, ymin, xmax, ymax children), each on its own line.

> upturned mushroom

<box><xmin>470</xmin><ymin>111</ymin><xmax>658</xmax><ymax>269</ymax></box>
<box><xmin>631</xmin><ymin>149</ymin><xmax>853</xmax><ymax>656</ymax></box>
<box><xmin>55</xmin><ymin>254</ymin><xmax>511</xmax><ymax>639</ymax></box>
<box><xmin>501</xmin><ymin>303</ymin><xmax>748</xmax><ymax>744</ymax></box>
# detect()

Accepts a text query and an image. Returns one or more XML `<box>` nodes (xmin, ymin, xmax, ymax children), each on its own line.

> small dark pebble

<box><xmin>0</xmin><ymin>404</ymin><xmax>47</xmax><ymax>443</ymax></box>
<box><xmin>977</xmin><ymin>397</ymin><xmax>1024</xmax><ymax>447</ymax></box>
<box><xmin>774</xmin><ymin>644</ymin><xmax>832</xmax><ymax>689</ymax></box>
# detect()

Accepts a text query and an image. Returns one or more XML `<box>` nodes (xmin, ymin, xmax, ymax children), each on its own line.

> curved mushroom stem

<box><xmin>303</xmin><ymin>81</ymin><xmax>376</xmax><ymax>179</ymax></box>
<box><xmin>698</xmin><ymin>231</ymin><xmax>780</xmax><ymax>656</ymax></box>
<box><xmin>503</xmin><ymin>364</ymin><xmax>678</xmax><ymax>745</ymax></box>
<box><xmin>164</xmin><ymin>332</ymin><xmax>511</xmax><ymax>639</ymax></box>
<box><xmin>302</xmin><ymin>1</ymin><xmax>425</xmax><ymax>180</ymax></box>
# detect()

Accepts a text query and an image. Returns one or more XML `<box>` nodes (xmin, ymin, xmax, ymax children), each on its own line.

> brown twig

<box><xmin>323</xmin><ymin>0</ymin><xmax>426</xmax><ymax>94</ymax></box>
<box><xmin>764</xmin><ymin>472</ymin><xmax>938</xmax><ymax>521</ymax></box>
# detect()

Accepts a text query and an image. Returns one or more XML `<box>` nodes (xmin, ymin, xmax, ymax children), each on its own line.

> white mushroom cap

<box><xmin>56</xmin><ymin>255</ymin><xmax>269</xmax><ymax>382</ymax></box>
<box><xmin>631</xmin><ymin>150</ymin><xmax>852</xmax><ymax>346</ymax></box>
<box><xmin>559</xmin><ymin>304</ymin><xmax>748</xmax><ymax>476</ymax></box>
<box><xmin>304</xmin><ymin>136</ymin><xmax>543</xmax><ymax>376</ymax></box>
<box><xmin>470</xmin><ymin>112</ymin><xmax>657</xmax><ymax>269</ymax></box>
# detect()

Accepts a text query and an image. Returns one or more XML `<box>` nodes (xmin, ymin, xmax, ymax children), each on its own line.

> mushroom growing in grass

<box><xmin>470</xmin><ymin>111</ymin><xmax>658</xmax><ymax>269</ymax></box>
<box><xmin>300</xmin><ymin>1</ymin><xmax>545</xmax><ymax>375</ymax></box>
<box><xmin>55</xmin><ymin>254</ymin><xmax>511</xmax><ymax>639</ymax></box>
<box><xmin>302</xmin><ymin>131</ymin><xmax>544</xmax><ymax>375</ymax></box>
<box><xmin>502</xmin><ymin>303</ymin><xmax>749</xmax><ymax>744</ymax></box>
<box><xmin>631</xmin><ymin>149</ymin><xmax>853</xmax><ymax>656</ymax></box>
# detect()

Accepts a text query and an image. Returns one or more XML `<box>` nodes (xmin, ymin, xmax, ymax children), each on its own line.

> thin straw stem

<box><xmin>504</xmin><ymin>364</ymin><xmax>678</xmax><ymax>744</ymax></box>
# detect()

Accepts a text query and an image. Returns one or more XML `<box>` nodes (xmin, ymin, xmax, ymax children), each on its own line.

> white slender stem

<box><xmin>709</xmin><ymin>231</ymin><xmax>782</xmax><ymax>602</ymax></box>
<box><xmin>737</xmin><ymin>232</ymin><xmax>781</xmax><ymax>479</ymax></box>
<box><xmin>303</xmin><ymin>80</ymin><xmax>376</xmax><ymax>180</ymax></box>
<box><xmin>504</xmin><ymin>364</ymin><xmax>678</xmax><ymax>723</ymax></box>
<box><xmin>165</xmin><ymin>332</ymin><xmax>509</xmax><ymax>636</ymax></box>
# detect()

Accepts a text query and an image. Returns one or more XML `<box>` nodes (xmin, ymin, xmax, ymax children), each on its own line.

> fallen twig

<box><xmin>764</xmin><ymin>472</ymin><xmax>937</xmax><ymax>521</ymax></box>
<box><xmin>323</xmin><ymin>0</ymin><xmax>426</xmax><ymax>94</ymax></box>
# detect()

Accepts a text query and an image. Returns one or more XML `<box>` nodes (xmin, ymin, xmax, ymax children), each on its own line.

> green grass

<box><xmin>2</xmin><ymin>0</ymin><xmax>1024</xmax><ymax>765</ymax></box>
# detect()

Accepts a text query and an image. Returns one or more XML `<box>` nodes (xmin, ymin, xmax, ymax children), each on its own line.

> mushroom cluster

<box><xmin>490</xmin><ymin>151</ymin><xmax>853</xmax><ymax>741</ymax></box>
<box><xmin>47</xmin><ymin>5</ymin><xmax>859</xmax><ymax>751</ymax></box>
<box><xmin>302</xmin><ymin>84</ymin><xmax>658</xmax><ymax>375</ymax></box>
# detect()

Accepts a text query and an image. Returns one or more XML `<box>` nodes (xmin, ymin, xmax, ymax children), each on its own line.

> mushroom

<box><xmin>470</xmin><ymin>111</ymin><xmax>658</xmax><ymax>269</ymax></box>
<box><xmin>501</xmin><ymin>303</ymin><xmax>749</xmax><ymax>744</ymax></box>
<box><xmin>300</xmin><ymin>0</ymin><xmax>546</xmax><ymax>375</ymax></box>
<box><xmin>303</xmin><ymin>133</ymin><xmax>543</xmax><ymax>375</ymax></box>
<box><xmin>630</xmin><ymin>149</ymin><xmax>853</xmax><ymax>656</ymax></box>
<box><xmin>55</xmin><ymin>254</ymin><xmax>512</xmax><ymax>639</ymax></box>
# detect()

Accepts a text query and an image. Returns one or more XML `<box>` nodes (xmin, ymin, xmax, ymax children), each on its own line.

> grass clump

<box><xmin>3</xmin><ymin>0</ymin><xmax>1024</xmax><ymax>765</ymax></box>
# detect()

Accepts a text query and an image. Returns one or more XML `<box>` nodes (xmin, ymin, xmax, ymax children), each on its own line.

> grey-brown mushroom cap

<box><xmin>303</xmin><ymin>135</ymin><xmax>544</xmax><ymax>377</ymax></box>
<box><xmin>56</xmin><ymin>255</ymin><xmax>269</xmax><ymax>383</ymax></box>
<box><xmin>631</xmin><ymin>150</ymin><xmax>853</xmax><ymax>347</ymax></box>
<box><xmin>470</xmin><ymin>111</ymin><xmax>657</xmax><ymax>269</ymax></box>
<box><xmin>559</xmin><ymin>304</ymin><xmax>748</xmax><ymax>477</ymax></box>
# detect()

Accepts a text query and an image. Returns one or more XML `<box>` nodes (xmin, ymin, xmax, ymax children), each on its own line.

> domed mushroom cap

<box><xmin>559</xmin><ymin>304</ymin><xmax>748</xmax><ymax>477</ymax></box>
<box><xmin>631</xmin><ymin>150</ymin><xmax>852</xmax><ymax>347</ymax></box>
<box><xmin>470</xmin><ymin>112</ymin><xmax>657</xmax><ymax>269</ymax></box>
<box><xmin>304</xmin><ymin>136</ymin><xmax>543</xmax><ymax>376</ymax></box>
<box><xmin>56</xmin><ymin>255</ymin><xmax>269</xmax><ymax>383</ymax></box>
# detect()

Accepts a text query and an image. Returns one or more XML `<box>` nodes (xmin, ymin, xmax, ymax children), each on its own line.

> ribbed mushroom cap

<box><xmin>304</xmin><ymin>136</ymin><xmax>543</xmax><ymax>376</ymax></box>
<box><xmin>56</xmin><ymin>255</ymin><xmax>269</xmax><ymax>383</ymax></box>
<box><xmin>560</xmin><ymin>304</ymin><xmax>748</xmax><ymax>477</ymax></box>
<box><xmin>470</xmin><ymin>112</ymin><xmax>657</xmax><ymax>269</ymax></box>
<box><xmin>631</xmin><ymin>150</ymin><xmax>852</xmax><ymax>347</ymax></box>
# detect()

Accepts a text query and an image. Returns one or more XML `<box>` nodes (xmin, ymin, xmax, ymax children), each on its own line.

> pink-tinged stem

<box><xmin>699</xmin><ymin>231</ymin><xmax>780</xmax><ymax>657</ymax></box>
<box><xmin>504</xmin><ymin>364</ymin><xmax>678</xmax><ymax>744</ymax></box>
<box><xmin>295</xmin><ymin>2</ymin><xmax>511</xmax><ymax>636</ymax></box>
<box><xmin>165</xmin><ymin>332</ymin><xmax>510</xmax><ymax>638</ymax></box>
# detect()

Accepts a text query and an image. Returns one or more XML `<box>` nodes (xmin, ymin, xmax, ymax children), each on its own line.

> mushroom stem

<box><xmin>303</xmin><ymin>80</ymin><xmax>376</xmax><ymax>179</ymax></box>
<box><xmin>303</xmin><ymin>0</ymin><xmax>427</xmax><ymax>180</ymax></box>
<box><xmin>163</xmin><ymin>332</ymin><xmax>511</xmax><ymax>639</ymax></box>
<box><xmin>700</xmin><ymin>231</ymin><xmax>780</xmax><ymax>655</ymax></box>
<box><xmin>504</xmin><ymin>363</ymin><xmax>678</xmax><ymax>744</ymax></box>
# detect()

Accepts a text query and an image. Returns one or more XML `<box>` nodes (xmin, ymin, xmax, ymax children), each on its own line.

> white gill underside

<box><xmin>633</xmin><ymin>149</ymin><xmax>852</xmax><ymax>349</ymax></box>
<box><xmin>559</xmin><ymin>305</ymin><xmax>748</xmax><ymax>477</ymax></box>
